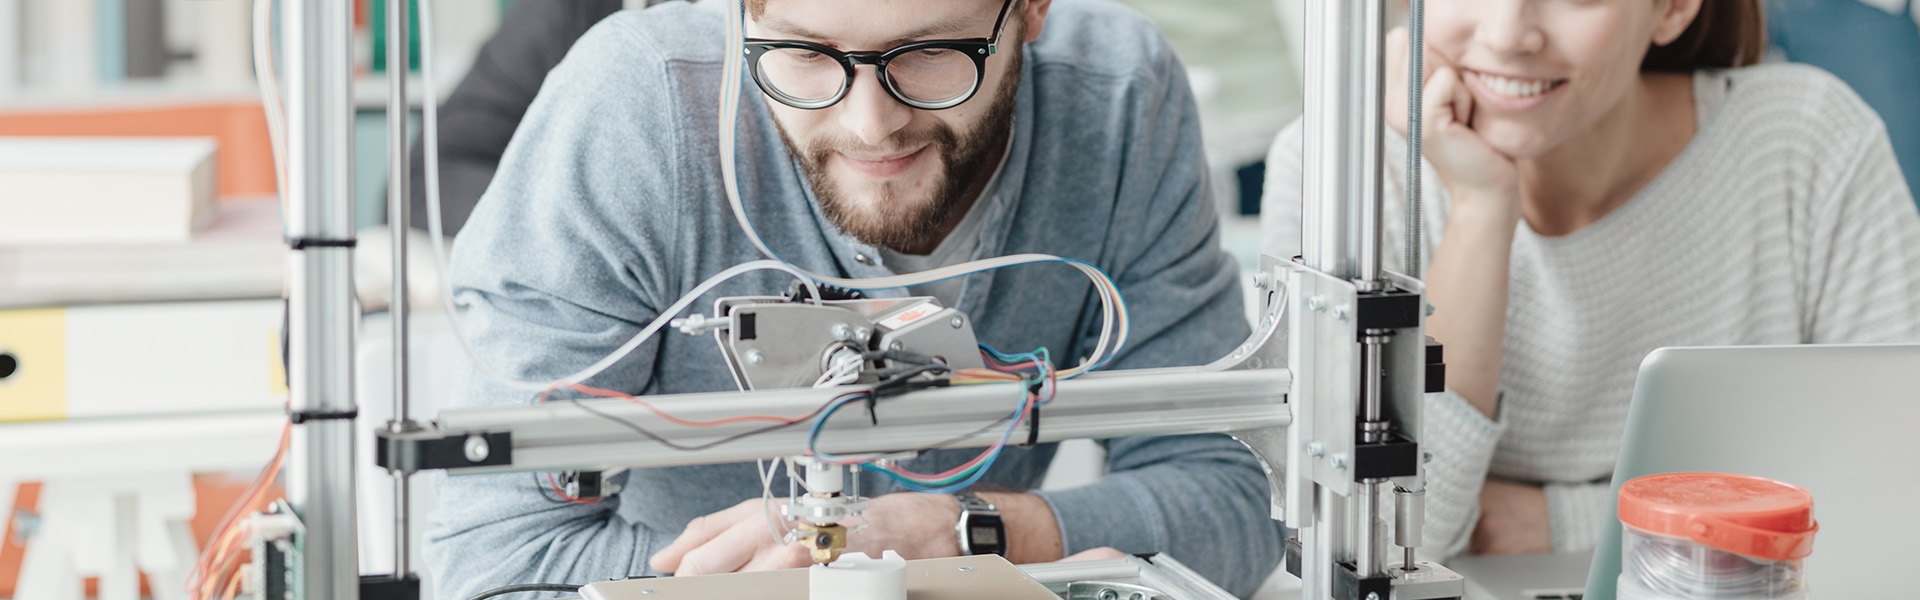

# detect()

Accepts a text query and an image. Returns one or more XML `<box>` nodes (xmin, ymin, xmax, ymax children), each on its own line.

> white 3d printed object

<box><xmin>809</xmin><ymin>551</ymin><xmax>907</xmax><ymax>600</ymax></box>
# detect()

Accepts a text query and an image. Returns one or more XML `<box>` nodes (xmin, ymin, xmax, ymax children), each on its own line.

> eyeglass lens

<box><xmin>756</xmin><ymin>47</ymin><xmax>979</xmax><ymax>106</ymax></box>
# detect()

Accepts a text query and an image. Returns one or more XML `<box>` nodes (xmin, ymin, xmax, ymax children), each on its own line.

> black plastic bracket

<box><xmin>1425</xmin><ymin>336</ymin><xmax>1447</xmax><ymax>394</ymax></box>
<box><xmin>1352</xmin><ymin>433</ymin><xmax>1419</xmax><ymax>482</ymax></box>
<box><xmin>359</xmin><ymin>574</ymin><xmax>420</xmax><ymax>600</ymax></box>
<box><xmin>1355</xmin><ymin>289</ymin><xmax>1422</xmax><ymax>334</ymax></box>
<box><xmin>1334</xmin><ymin>561</ymin><xmax>1394</xmax><ymax>600</ymax></box>
<box><xmin>561</xmin><ymin>471</ymin><xmax>606</xmax><ymax>499</ymax></box>
<box><xmin>1284</xmin><ymin>536</ymin><xmax>1304</xmax><ymax>578</ymax></box>
<box><xmin>376</xmin><ymin>429</ymin><xmax>512</xmax><ymax>473</ymax></box>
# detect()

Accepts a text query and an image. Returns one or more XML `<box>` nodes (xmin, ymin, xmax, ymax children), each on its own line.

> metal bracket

<box><xmin>1351</xmin><ymin>433</ymin><xmax>1419</xmax><ymax>482</ymax></box>
<box><xmin>1333</xmin><ymin>561</ymin><xmax>1393</xmax><ymax>600</ymax></box>
<box><xmin>359</xmin><ymin>574</ymin><xmax>420</xmax><ymax>600</ymax></box>
<box><xmin>375</xmin><ymin>429</ymin><xmax>513</xmax><ymax>472</ymax></box>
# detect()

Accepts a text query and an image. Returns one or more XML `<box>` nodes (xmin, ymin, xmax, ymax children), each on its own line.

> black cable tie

<box><xmin>1024</xmin><ymin>403</ymin><xmax>1042</xmax><ymax>447</ymax></box>
<box><xmin>289</xmin><ymin>409</ymin><xmax>359</xmax><ymax>424</ymax></box>
<box><xmin>287</xmin><ymin>237</ymin><xmax>359</xmax><ymax>250</ymax></box>
<box><xmin>864</xmin><ymin>394</ymin><xmax>879</xmax><ymax>425</ymax></box>
<box><xmin>1022</xmin><ymin>379</ymin><xmax>1044</xmax><ymax>447</ymax></box>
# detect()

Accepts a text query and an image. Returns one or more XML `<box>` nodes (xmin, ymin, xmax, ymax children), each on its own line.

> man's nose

<box><xmin>837</xmin><ymin>65</ymin><xmax>913</xmax><ymax>146</ymax></box>
<box><xmin>1476</xmin><ymin>0</ymin><xmax>1546</xmax><ymax>56</ymax></box>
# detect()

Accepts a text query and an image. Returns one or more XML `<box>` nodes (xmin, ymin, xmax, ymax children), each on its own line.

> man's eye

<box><xmin>791</xmin><ymin>50</ymin><xmax>827</xmax><ymax>62</ymax></box>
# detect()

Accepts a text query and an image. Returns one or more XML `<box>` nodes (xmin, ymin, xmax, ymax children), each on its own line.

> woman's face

<box><xmin>1424</xmin><ymin>0</ymin><xmax>1691</xmax><ymax>159</ymax></box>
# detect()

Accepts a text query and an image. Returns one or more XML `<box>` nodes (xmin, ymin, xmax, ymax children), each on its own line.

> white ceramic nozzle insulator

<box><xmin>809</xmin><ymin>550</ymin><xmax>906</xmax><ymax>600</ymax></box>
<box><xmin>806</xmin><ymin>460</ymin><xmax>844</xmax><ymax>495</ymax></box>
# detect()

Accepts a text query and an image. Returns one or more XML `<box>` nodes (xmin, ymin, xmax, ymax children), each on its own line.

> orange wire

<box><xmin>220</xmin><ymin>566</ymin><xmax>245</xmax><ymax>600</ymax></box>
<box><xmin>189</xmin><ymin>420</ymin><xmax>291</xmax><ymax>599</ymax></box>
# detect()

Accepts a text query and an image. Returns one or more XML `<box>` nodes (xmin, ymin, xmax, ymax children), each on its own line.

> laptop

<box><xmin>1583</xmin><ymin>344</ymin><xmax>1920</xmax><ymax>599</ymax></box>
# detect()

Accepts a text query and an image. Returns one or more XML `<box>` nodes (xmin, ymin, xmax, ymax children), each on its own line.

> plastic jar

<box><xmin>1616</xmin><ymin>472</ymin><xmax>1818</xmax><ymax>600</ymax></box>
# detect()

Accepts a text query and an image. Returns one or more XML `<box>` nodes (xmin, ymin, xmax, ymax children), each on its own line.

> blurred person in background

<box><xmin>1263</xmin><ymin>0</ymin><xmax>1920</xmax><ymax>559</ymax></box>
<box><xmin>1767</xmin><ymin>0</ymin><xmax>1920</xmax><ymax>205</ymax></box>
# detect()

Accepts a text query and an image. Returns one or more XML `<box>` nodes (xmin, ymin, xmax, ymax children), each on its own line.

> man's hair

<box><xmin>1641</xmin><ymin>0</ymin><xmax>1766</xmax><ymax>72</ymax></box>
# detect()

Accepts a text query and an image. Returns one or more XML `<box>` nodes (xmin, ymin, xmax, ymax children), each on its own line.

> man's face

<box><xmin>748</xmin><ymin>0</ymin><xmax>1028</xmax><ymax>252</ymax></box>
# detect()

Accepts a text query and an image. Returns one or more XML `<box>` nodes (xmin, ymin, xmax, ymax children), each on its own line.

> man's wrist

<box><xmin>974</xmin><ymin>491</ymin><xmax>1063</xmax><ymax>563</ymax></box>
<box><xmin>953</xmin><ymin>491</ymin><xmax>1007</xmax><ymax>556</ymax></box>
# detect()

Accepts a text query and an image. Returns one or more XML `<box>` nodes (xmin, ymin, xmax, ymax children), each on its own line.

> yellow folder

<box><xmin>0</xmin><ymin>308</ymin><xmax>68</xmax><ymax>422</ymax></box>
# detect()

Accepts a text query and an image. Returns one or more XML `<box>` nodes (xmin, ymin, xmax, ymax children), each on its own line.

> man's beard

<box><xmin>775</xmin><ymin>51</ymin><xmax>1021</xmax><ymax>252</ymax></box>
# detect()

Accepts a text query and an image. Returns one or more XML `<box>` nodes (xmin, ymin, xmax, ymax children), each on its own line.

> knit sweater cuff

<box><xmin>1418</xmin><ymin>389</ymin><xmax>1507</xmax><ymax>558</ymax></box>
<box><xmin>1545</xmin><ymin>481</ymin><xmax>1613</xmax><ymax>553</ymax></box>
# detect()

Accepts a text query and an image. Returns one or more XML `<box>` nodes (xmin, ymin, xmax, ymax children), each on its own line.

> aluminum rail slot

<box><xmin>434</xmin><ymin>368</ymin><xmax>1289</xmax><ymax>474</ymax></box>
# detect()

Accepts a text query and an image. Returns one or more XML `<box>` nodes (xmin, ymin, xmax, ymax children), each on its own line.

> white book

<box><xmin>0</xmin><ymin>136</ymin><xmax>218</xmax><ymax>245</ymax></box>
<box><xmin>0</xmin><ymin>197</ymin><xmax>283</xmax><ymax>309</ymax></box>
<box><xmin>0</xmin><ymin>298</ymin><xmax>288</xmax><ymax>423</ymax></box>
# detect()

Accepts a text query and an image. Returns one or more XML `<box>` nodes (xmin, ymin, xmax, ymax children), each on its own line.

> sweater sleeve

<box><xmin>424</xmin><ymin>16</ymin><xmax>687</xmax><ymax>600</ymax></box>
<box><xmin>1032</xmin><ymin>31</ymin><xmax>1283</xmax><ymax>597</ymax></box>
<box><xmin>1800</xmin><ymin>109</ymin><xmax>1920</xmax><ymax>344</ymax></box>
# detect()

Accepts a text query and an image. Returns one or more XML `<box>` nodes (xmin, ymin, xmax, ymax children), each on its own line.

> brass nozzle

<box><xmin>797</xmin><ymin>522</ymin><xmax>848</xmax><ymax>564</ymax></box>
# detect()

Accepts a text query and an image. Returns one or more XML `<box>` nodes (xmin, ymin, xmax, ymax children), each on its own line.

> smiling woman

<box><xmin>1264</xmin><ymin>0</ymin><xmax>1920</xmax><ymax>561</ymax></box>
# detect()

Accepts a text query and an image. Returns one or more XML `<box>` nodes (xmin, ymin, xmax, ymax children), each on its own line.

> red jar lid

<box><xmin>1618</xmin><ymin>472</ymin><xmax>1817</xmax><ymax>561</ymax></box>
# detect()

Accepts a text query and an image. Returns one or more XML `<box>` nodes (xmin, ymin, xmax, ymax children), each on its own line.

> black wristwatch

<box><xmin>953</xmin><ymin>491</ymin><xmax>1006</xmax><ymax>556</ymax></box>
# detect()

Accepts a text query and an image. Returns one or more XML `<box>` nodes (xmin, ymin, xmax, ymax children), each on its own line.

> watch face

<box><xmin>969</xmin><ymin>526</ymin><xmax>1001</xmax><ymax>546</ymax></box>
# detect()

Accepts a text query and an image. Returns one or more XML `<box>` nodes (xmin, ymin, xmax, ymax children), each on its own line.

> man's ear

<box><xmin>1022</xmin><ymin>0</ymin><xmax>1053</xmax><ymax>44</ymax></box>
<box><xmin>1650</xmin><ymin>0</ymin><xmax>1704</xmax><ymax>47</ymax></box>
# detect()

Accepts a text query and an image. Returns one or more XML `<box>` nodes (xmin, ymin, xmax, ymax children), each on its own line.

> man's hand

<box><xmin>649</xmin><ymin>497</ymin><xmax>809</xmax><ymax>576</ymax></box>
<box><xmin>649</xmin><ymin>494</ymin><xmax>967</xmax><ymax>577</ymax></box>
<box><xmin>1470</xmin><ymin>478</ymin><xmax>1553</xmax><ymax>554</ymax></box>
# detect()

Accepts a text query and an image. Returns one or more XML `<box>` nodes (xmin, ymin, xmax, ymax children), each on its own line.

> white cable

<box><xmin>757</xmin><ymin>458</ymin><xmax>788</xmax><ymax>544</ymax></box>
<box><xmin>251</xmin><ymin>0</ymin><xmax>287</xmax><ymax>211</ymax></box>
<box><xmin>419</xmin><ymin>0</ymin><xmax>819</xmax><ymax>392</ymax></box>
<box><xmin>718</xmin><ymin>0</ymin><xmax>1130</xmax><ymax>378</ymax></box>
<box><xmin>407</xmin><ymin>0</ymin><xmax>1124</xmax><ymax>396</ymax></box>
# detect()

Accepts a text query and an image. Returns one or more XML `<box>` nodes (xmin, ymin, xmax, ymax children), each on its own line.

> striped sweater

<box><xmin>1260</xmin><ymin>63</ymin><xmax>1920</xmax><ymax>557</ymax></box>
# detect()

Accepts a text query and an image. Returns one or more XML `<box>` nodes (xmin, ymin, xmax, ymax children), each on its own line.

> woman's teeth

<box><xmin>1480</xmin><ymin>74</ymin><xmax>1558</xmax><ymax>98</ymax></box>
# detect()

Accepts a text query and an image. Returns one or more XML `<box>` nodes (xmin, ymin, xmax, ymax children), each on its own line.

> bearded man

<box><xmin>431</xmin><ymin>0</ymin><xmax>1283</xmax><ymax>596</ymax></box>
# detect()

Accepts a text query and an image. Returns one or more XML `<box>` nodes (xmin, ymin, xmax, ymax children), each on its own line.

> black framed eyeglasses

<box><xmin>743</xmin><ymin>0</ymin><xmax>1018</xmax><ymax>111</ymax></box>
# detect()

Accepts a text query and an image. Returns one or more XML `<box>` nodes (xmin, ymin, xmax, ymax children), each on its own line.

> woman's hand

<box><xmin>1470</xmin><ymin>478</ymin><xmax>1553</xmax><ymax>554</ymax></box>
<box><xmin>1385</xmin><ymin>28</ymin><xmax>1520</xmax><ymax>213</ymax></box>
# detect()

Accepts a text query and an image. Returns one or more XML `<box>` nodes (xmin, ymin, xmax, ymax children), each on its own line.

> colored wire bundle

<box><xmin>802</xmin><ymin>345</ymin><xmax>1057</xmax><ymax>494</ymax></box>
<box><xmin>185</xmin><ymin>420</ymin><xmax>292</xmax><ymax>600</ymax></box>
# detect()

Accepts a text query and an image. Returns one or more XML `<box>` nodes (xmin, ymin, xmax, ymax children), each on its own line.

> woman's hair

<box><xmin>1642</xmin><ymin>0</ymin><xmax>1767</xmax><ymax>71</ymax></box>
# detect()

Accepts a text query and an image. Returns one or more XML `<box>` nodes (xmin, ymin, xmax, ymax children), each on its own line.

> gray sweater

<box><xmin>1263</xmin><ymin>64</ymin><xmax>1920</xmax><ymax>559</ymax></box>
<box><xmin>429</xmin><ymin>0</ymin><xmax>1284</xmax><ymax>597</ymax></box>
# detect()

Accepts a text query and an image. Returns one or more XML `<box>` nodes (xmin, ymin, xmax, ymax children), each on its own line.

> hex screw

<box><xmin>745</xmin><ymin>349</ymin><xmax>765</xmax><ymax>366</ymax></box>
<box><xmin>950</xmin><ymin>315</ymin><xmax>965</xmax><ymax>329</ymax></box>
<box><xmin>464</xmin><ymin>435</ymin><xmax>490</xmax><ymax>462</ymax></box>
<box><xmin>1307</xmin><ymin>441</ymin><xmax>1325</xmax><ymax>458</ymax></box>
<box><xmin>831</xmin><ymin>323</ymin><xmax>853</xmax><ymax>340</ymax></box>
<box><xmin>1334</xmin><ymin>305</ymin><xmax>1350</xmax><ymax>321</ymax></box>
<box><xmin>1308</xmin><ymin>295</ymin><xmax>1327</xmax><ymax>312</ymax></box>
<box><xmin>1332</xmin><ymin>453</ymin><xmax>1348</xmax><ymax>470</ymax></box>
